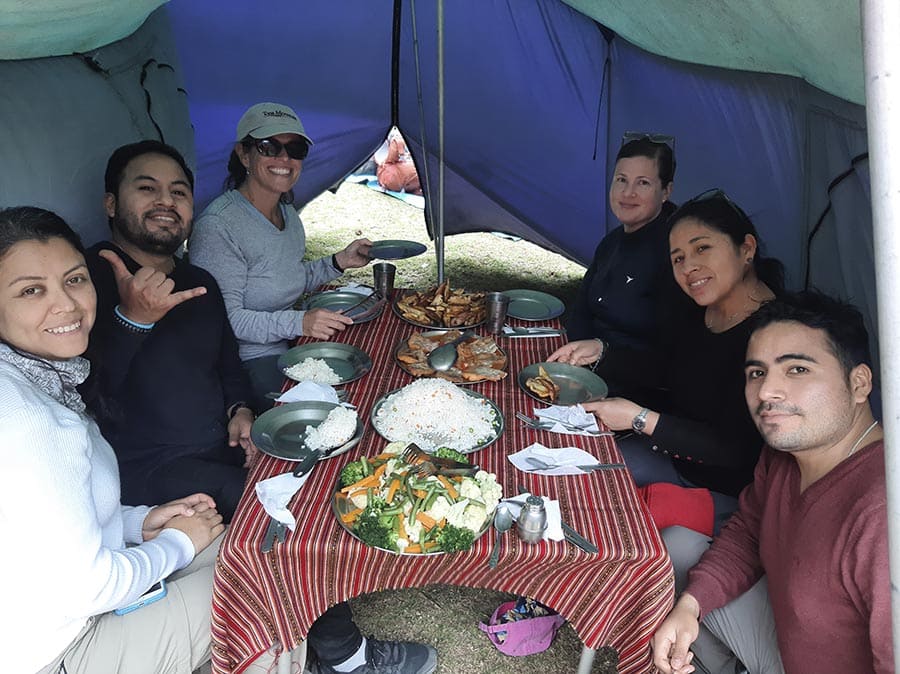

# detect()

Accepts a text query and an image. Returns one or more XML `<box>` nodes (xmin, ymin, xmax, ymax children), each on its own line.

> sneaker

<box><xmin>314</xmin><ymin>638</ymin><xmax>437</xmax><ymax>674</ymax></box>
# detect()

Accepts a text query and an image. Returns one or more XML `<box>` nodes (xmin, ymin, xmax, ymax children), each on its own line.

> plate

<box><xmin>369</xmin><ymin>239</ymin><xmax>428</xmax><ymax>260</ymax></box>
<box><xmin>393</xmin><ymin>330</ymin><xmax>508</xmax><ymax>385</ymax></box>
<box><xmin>331</xmin><ymin>456</ymin><xmax>494</xmax><ymax>555</ymax></box>
<box><xmin>278</xmin><ymin>343</ymin><xmax>372</xmax><ymax>384</ymax></box>
<box><xmin>370</xmin><ymin>386</ymin><xmax>504</xmax><ymax>453</ymax></box>
<box><xmin>303</xmin><ymin>290</ymin><xmax>384</xmax><ymax>324</ymax></box>
<box><xmin>392</xmin><ymin>291</ymin><xmax>486</xmax><ymax>330</ymax></box>
<box><xmin>517</xmin><ymin>362</ymin><xmax>609</xmax><ymax>405</ymax></box>
<box><xmin>502</xmin><ymin>289</ymin><xmax>565</xmax><ymax>321</ymax></box>
<box><xmin>251</xmin><ymin>401</ymin><xmax>363</xmax><ymax>461</ymax></box>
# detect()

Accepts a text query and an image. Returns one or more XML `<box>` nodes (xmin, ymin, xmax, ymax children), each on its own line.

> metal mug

<box><xmin>485</xmin><ymin>291</ymin><xmax>510</xmax><ymax>335</ymax></box>
<box><xmin>373</xmin><ymin>262</ymin><xmax>397</xmax><ymax>299</ymax></box>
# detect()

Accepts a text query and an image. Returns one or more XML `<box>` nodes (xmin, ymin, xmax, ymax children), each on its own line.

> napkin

<box><xmin>255</xmin><ymin>471</ymin><xmax>313</xmax><ymax>530</ymax></box>
<box><xmin>276</xmin><ymin>381</ymin><xmax>340</xmax><ymax>404</ymax></box>
<box><xmin>508</xmin><ymin>443</ymin><xmax>599</xmax><ymax>475</ymax></box>
<box><xmin>534</xmin><ymin>404</ymin><xmax>600</xmax><ymax>435</ymax></box>
<box><xmin>501</xmin><ymin>493</ymin><xmax>564</xmax><ymax>542</ymax></box>
<box><xmin>335</xmin><ymin>282</ymin><xmax>374</xmax><ymax>296</ymax></box>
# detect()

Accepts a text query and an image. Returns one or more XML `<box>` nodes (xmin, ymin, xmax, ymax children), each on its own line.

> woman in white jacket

<box><xmin>0</xmin><ymin>206</ymin><xmax>225</xmax><ymax>674</ymax></box>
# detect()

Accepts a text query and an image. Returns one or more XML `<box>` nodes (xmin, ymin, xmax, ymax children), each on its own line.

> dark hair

<box><xmin>749</xmin><ymin>290</ymin><xmax>871</xmax><ymax>377</ymax></box>
<box><xmin>669</xmin><ymin>192</ymin><xmax>785</xmax><ymax>294</ymax></box>
<box><xmin>0</xmin><ymin>206</ymin><xmax>85</xmax><ymax>261</ymax></box>
<box><xmin>104</xmin><ymin>140</ymin><xmax>195</xmax><ymax>198</ymax></box>
<box><xmin>225</xmin><ymin>137</ymin><xmax>295</xmax><ymax>204</ymax></box>
<box><xmin>616</xmin><ymin>137</ymin><xmax>676</xmax><ymax>186</ymax></box>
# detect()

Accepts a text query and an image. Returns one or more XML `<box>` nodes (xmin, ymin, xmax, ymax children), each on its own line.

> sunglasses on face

<box><xmin>253</xmin><ymin>137</ymin><xmax>310</xmax><ymax>161</ymax></box>
<box><xmin>621</xmin><ymin>131</ymin><xmax>676</xmax><ymax>152</ymax></box>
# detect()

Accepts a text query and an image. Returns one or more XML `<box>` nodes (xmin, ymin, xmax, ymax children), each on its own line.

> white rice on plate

<box><xmin>305</xmin><ymin>406</ymin><xmax>358</xmax><ymax>451</ymax></box>
<box><xmin>373</xmin><ymin>379</ymin><xmax>498</xmax><ymax>452</ymax></box>
<box><xmin>284</xmin><ymin>357</ymin><xmax>341</xmax><ymax>384</ymax></box>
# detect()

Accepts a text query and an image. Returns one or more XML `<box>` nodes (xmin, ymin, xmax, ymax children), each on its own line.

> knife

<box><xmin>516</xmin><ymin>484</ymin><xmax>599</xmax><ymax>554</ymax></box>
<box><xmin>561</xmin><ymin>521</ymin><xmax>599</xmax><ymax>554</ymax></box>
<box><xmin>575</xmin><ymin>462</ymin><xmax>627</xmax><ymax>472</ymax></box>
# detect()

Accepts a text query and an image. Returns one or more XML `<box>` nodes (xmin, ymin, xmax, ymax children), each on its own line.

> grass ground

<box><xmin>299</xmin><ymin>184</ymin><xmax>620</xmax><ymax>673</ymax></box>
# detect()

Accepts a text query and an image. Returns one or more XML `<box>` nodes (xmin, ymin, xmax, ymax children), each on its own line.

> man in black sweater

<box><xmin>82</xmin><ymin>140</ymin><xmax>437</xmax><ymax>674</ymax></box>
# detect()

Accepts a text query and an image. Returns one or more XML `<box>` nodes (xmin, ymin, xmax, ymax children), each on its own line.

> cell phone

<box><xmin>113</xmin><ymin>579</ymin><xmax>167</xmax><ymax>616</ymax></box>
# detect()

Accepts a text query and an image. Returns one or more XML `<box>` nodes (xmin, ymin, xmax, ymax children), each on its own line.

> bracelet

<box><xmin>590</xmin><ymin>338</ymin><xmax>607</xmax><ymax>372</ymax></box>
<box><xmin>114</xmin><ymin>305</ymin><xmax>155</xmax><ymax>332</ymax></box>
<box><xmin>331</xmin><ymin>253</ymin><xmax>344</xmax><ymax>273</ymax></box>
<box><xmin>227</xmin><ymin>402</ymin><xmax>254</xmax><ymax>420</ymax></box>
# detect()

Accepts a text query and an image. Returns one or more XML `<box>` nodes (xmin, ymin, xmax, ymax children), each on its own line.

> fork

<box><xmin>401</xmin><ymin>444</ymin><xmax>479</xmax><ymax>477</ymax></box>
<box><xmin>515</xmin><ymin>412</ymin><xmax>610</xmax><ymax>436</ymax></box>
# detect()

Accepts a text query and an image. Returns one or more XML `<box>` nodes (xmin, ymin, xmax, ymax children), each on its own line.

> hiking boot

<box><xmin>313</xmin><ymin>638</ymin><xmax>437</xmax><ymax>674</ymax></box>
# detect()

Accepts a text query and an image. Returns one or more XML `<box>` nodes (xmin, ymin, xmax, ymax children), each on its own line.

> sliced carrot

<box><xmin>340</xmin><ymin>508</ymin><xmax>363</xmax><ymax>524</ymax></box>
<box><xmin>436</xmin><ymin>475</ymin><xmax>458</xmax><ymax>499</ymax></box>
<box><xmin>386</xmin><ymin>478</ymin><xmax>401</xmax><ymax>504</ymax></box>
<box><xmin>406</xmin><ymin>544</ymin><xmax>422</xmax><ymax>553</ymax></box>
<box><xmin>416</xmin><ymin>511</ymin><xmax>437</xmax><ymax>530</ymax></box>
<box><xmin>340</xmin><ymin>474</ymin><xmax>380</xmax><ymax>493</ymax></box>
<box><xmin>437</xmin><ymin>517</ymin><xmax>447</xmax><ymax>529</ymax></box>
<box><xmin>373</xmin><ymin>464</ymin><xmax>387</xmax><ymax>480</ymax></box>
<box><xmin>372</xmin><ymin>452</ymin><xmax>395</xmax><ymax>461</ymax></box>
<box><xmin>414</xmin><ymin>489</ymin><xmax>428</xmax><ymax>499</ymax></box>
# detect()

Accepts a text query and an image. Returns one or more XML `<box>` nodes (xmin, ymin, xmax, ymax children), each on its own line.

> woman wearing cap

<box><xmin>548</xmin><ymin>133</ymin><xmax>685</xmax><ymax>400</ymax></box>
<box><xmin>191</xmin><ymin>102</ymin><xmax>372</xmax><ymax>412</ymax></box>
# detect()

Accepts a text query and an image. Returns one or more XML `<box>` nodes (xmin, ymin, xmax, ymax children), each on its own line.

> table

<box><xmin>210</xmin><ymin>299</ymin><xmax>674</xmax><ymax>673</ymax></box>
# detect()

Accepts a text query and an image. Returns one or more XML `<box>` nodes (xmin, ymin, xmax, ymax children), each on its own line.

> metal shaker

<box><xmin>516</xmin><ymin>495</ymin><xmax>547</xmax><ymax>544</ymax></box>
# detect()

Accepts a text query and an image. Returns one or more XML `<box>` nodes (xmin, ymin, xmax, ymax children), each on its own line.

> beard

<box><xmin>112</xmin><ymin>208</ymin><xmax>189</xmax><ymax>257</ymax></box>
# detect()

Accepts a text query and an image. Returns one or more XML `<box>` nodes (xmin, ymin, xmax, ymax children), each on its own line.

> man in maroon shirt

<box><xmin>652</xmin><ymin>291</ymin><xmax>893</xmax><ymax>674</ymax></box>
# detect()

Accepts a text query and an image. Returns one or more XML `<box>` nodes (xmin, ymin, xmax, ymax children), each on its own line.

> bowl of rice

<box><xmin>370</xmin><ymin>379</ymin><xmax>503</xmax><ymax>453</ymax></box>
<box><xmin>278</xmin><ymin>343</ymin><xmax>372</xmax><ymax>385</ymax></box>
<box><xmin>252</xmin><ymin>401</ymin><xmax>363</xmax><ymax>461</ymax></box>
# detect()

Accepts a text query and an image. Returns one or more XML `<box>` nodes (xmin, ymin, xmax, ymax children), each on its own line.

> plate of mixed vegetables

<box><xmin>332</xmin><ymin>442</ymin><xmax>503</xmax><ymax>554</ymax></box>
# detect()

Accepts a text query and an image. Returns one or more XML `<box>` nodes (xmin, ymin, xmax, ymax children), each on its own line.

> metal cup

<box><xmin>373</xmin><ymin>262</ymin><xmax>397</xmax><ymax>299</ymax></box>
<box><xmin>485</xmin><ymin>292</ymin><xmax>510</xmax><ymax>334</ymax></box>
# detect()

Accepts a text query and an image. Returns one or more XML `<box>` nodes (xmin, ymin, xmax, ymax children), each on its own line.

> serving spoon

<box><xmin>488</xmin><ymin>504</ymin><xmax>514</xmax><ymax>569</ymax></box>
<box><xmin>426</xmin><ymin>330</ymin><xmax>475</xmax><ymax>371</ymax></box>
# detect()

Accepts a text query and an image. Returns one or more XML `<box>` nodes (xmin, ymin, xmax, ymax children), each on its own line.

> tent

<box><xmin>1</xmin><ymin>0</ymin><xmax>898</xmax><ymax>667</ymax></box>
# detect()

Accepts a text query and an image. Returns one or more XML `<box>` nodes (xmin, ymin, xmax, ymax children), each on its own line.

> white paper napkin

<box><xmin>501</xmin><ymin>493</ymin><xmax>564</xmax><ymax>542</ymax></box>
<box><xmin>508</xmin><ymin>443</ymin><xmax>599</xmax><ymax>475</ymax></box>
<box><xmin>276</xmin><ymin>381</ymin><xmax>340</xmax><ymax>404</ymax></box>
<box><xmin>335</xmin><ymin>282</ymin><xmax>374</xmax><ymax>296</ymax></box>
<box><xmin>534</xmin><ymin>404</ymin><xmax>600</xmax><ymax>435</ymax></box>
<box><xmin>255</xmin><ymin>471</ymin><xmax>312</xmax><ymax>530</ymax></box>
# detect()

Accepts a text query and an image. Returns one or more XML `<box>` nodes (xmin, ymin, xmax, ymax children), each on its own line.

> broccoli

<box><xmin>340</xmin><ymin>459</ymin><xmax>366</xmax><ymax>487</ymax></box>
<box><xmin>434</xmin><ymin>447</ymin><xmax>469</xmax><ymax>464</ymax></box>
<box><xmin>354</xmin><ymin>501</ymin><xmax>399</xmax><ymax>552</ymax></box>
<box><xmin>434</xmin><ymin>523</ymin><xmax>475</xmax><ymax>552</ymax></box>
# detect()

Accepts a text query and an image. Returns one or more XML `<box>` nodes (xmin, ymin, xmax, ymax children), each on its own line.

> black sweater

<box><xmin>81</xmin><ymin>242</ymin><xmax>251</xmax><ymax>490</ymax></box>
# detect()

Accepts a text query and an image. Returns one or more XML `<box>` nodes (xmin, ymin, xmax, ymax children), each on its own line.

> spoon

<box><xmin>526</xmin><ymin>456</ymin><xmax>557</xmax><ymax>471</ymax></box>
<box><xmin>426</xmin><ymin>330</ymin><xmax>475</xmax><ymax>371</ymax></box>
<box><xmin>488</xmin><ymin>504</ymin><xmax>514</xmax><ymax>569</ymax></box>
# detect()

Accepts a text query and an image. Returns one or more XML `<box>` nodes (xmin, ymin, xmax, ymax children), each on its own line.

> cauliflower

<box><xmin>475</xmin><ymin>470</ymin><xmax>502</xmax><ymax>511</ymax></box>
<box><xmin>349</xmin><ymin>491</ymin><xmax>369</xmax><ymax>510</ymax></box>
<box><xmin>405</xmin><ymin>517</ymin><xmax>424</xmax><ymax>543</ymax></box>
<box><xmin>396</xmin><ymin>538</ymin><xmax>410</xmax><ymax>552</ymax></box>
<box><xmin>458</xmin><ymin>478</ymin><xmax>483</xmax><ymax>501</ymax></box>
<box><xmin>383</xmin><ymin>441</ymin><xmax>407</xmax><ymax>455</ymax></box>
<box><xmin>424</xmin><ymin>495</ymin><xmax>452</xmax><ymax>522</ymax></box>
<box><xmin>445</xmin><ymin>499</ymin><xmax>488</xmax><ymax>533</ymax></box>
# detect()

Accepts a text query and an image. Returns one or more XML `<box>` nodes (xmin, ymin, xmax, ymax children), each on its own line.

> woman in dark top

<box><xmin>584</xmin><ymin>190</ymin><xmax>784</xmax><ymax>525</ymax></box>
<box><xmin>550</xmin><ymin>134</ymin><xmax>680</xmax><ymax>392</ymax></box>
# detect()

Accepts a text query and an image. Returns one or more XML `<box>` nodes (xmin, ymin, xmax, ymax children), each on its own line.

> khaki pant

<box><xmin>40</xmin><ymin>536</ymin><xmax>223</xmax><ymax>674</ymax></box>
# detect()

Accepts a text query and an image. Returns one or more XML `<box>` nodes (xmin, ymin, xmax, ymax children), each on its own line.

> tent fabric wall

<box><xmin>0</xmin><ymin>8</ymin><xmax>193</xmax><ymax>246</ymax></box>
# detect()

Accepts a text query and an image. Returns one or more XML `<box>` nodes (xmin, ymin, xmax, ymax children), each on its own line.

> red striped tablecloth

<box><xmin>210</xmin><ymin>300</ymin><xmax>674</xmax><ymax>673</ymax></box>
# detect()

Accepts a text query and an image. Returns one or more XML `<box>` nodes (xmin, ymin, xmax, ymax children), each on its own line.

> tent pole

<box><xmin>435</xmin><ymin>0</ymin><xmax>445</xmax><ymax>283</ymax></box>
<box><xmin>860</xmin><ymin>0</ymin><xmax>900</xmax><ymax>668</ymax></box>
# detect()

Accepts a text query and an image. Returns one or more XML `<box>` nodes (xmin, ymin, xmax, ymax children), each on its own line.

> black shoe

<box><xmin>314</xmin><ymin>638</ymin><xmax>437</xmax><ymax>674</ymax></box>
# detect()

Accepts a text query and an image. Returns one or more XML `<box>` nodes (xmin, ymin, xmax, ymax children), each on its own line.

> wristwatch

<box><xmin>631</xmin><ymin>408</ymin><xmax>650</xmax><ymax>434</ymax></box>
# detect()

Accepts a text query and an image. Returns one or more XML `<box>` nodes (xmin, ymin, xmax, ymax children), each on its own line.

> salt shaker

<box><xmin>516</xmin><ymin>495</ymin><xmax>547</xmax><ymax>544</ymax></box>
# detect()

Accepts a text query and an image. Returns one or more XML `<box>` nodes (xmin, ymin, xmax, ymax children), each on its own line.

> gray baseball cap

<box><xmin>235</xmin><ymin>102</ymin><xmax>313</xmax><ymax>144</ymax></box>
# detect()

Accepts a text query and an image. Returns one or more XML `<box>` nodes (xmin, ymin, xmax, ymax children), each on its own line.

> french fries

<box><xmin>525</xmin><ymin>365</ymin><xmax>560</xmax><ymax>402</ymax></box>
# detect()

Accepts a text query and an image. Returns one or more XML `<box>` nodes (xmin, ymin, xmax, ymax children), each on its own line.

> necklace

<box><xmin>846</xmin><ymin>420</ymin><xmax>879</xmax><ymax>458</ymax></box>
<box><xmin>705</xmin><ymin>290</ymin><xmax>764</xmax><ymax>332</ymax></box>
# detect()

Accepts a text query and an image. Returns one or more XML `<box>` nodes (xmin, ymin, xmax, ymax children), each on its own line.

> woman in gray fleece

<box><xmin>191</xmin><ymin>102</ymin><xmax>372</xmax><ymax>410</ymax></box>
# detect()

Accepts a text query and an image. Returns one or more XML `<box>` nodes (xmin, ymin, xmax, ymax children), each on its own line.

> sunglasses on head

<box><xmin>621</xmin><ymin>131</ymin><xmax>675</xmax><ymax>152</ymax></box>
<box><xmin>253</xmin><ymin>137</ymin><xmax>310</xmax><ymax>161</ymax></box>
<box><xmin>673</xmin><ymin>188</ymin><xmax>751</xmax><ymax>225</ymax></box>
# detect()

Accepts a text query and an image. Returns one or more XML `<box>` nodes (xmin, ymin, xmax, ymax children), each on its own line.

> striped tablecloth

<box><xmin>210</xmin><ymin>299</ymin><xmax>674</xmax><ymax>673</ymax></box>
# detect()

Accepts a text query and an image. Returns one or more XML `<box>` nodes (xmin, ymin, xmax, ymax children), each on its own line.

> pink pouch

<box><xmin>478</xmin><ymin>600</ymin><xmax>566</xmax><ymax>656</ymax></box>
